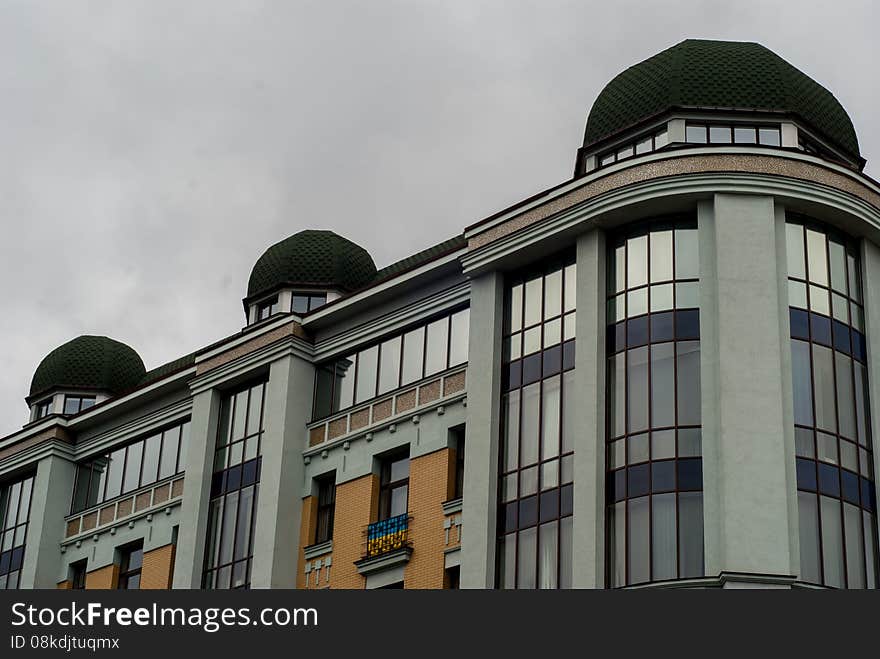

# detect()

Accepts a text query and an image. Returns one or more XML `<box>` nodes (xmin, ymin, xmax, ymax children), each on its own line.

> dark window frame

<box><xmin>255</xmin><ymin>295</ymin><xmax>280</xmax><ymax>322</ymax></box>
<box><xmin>63</xmin><ymin>395</ymin><xmax>96</xmax><ymax>416</ymax></box>
<box><xmin>34</xmin><ymin>399</ymin><xmax>52</xmax><ymax>420</ymax></box>
<box><xmin>684</xmin><ymin>121</ymin><xmax>781</xmax><ymax>148</ymax></box>
<box><xmin>70</xmin><ymin>560</ymin><xmax>87</xmax><ymax>590</ymax></box>
<box><xmin>314</xmin><ymin>473</ymin><xmax>336</xmax><ymax>545</ymax></box>
<box><xmin>378</xmin><ymin>451</ymin><xmax>410</xmax><ymax>521</ymax></box>
<box><xmin>117</xmin><ymin>541</ymin><xmax>143</xmax><ymax>590</ymax></box>
<box><xmin>595</xmin><ymin>128</ymin><xmax>670</xmax><ymax>170</ymax></box>
<box><xmin>292</xmin><ymin>292</ymin><xmax>328</xmax><ymax>314</ymax></box>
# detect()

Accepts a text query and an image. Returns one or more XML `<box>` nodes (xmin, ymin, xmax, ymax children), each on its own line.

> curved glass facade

<box><xmin>498</xmin><ymin>254</ymin><xmax>576</xmax><ymax>589</ymax></box>
<box><xmin>605</xmin><ymin>218</ymin><xmax>704</xmax><ymax>586</ymax></box>
<box><xmin>786</xmin><ymin>216</ymin><xmax>878</xmax><ymax>588</ymax></box>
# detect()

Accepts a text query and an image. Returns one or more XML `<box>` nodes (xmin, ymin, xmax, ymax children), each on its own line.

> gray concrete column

<box><xmin>572</xmin><ymin>228</ymin><xmax>605</xmax><ymax>587</ymax></box>
<box><xmin>172</xmin><ymin>388</ymin><xmax>220</xmax><ymax>588</ymax></box>
<box><xmin>461</xmin><ymin>271</ymin><xmax>504</xmax><ymax>588</ymax></box>
<box><xmin>709</xmin><ymin>193</ymin><xmax>794</xmax><ymax>577</ymax></box>
<box><xmin>19</xmin><ymin>452</ymin><xmax>77</xmax><ymax>588</ymax></box>
<box><xmin>250</xmin><ymin>354</ymin><xmax>312</xmax><ymax>588</ymax></box>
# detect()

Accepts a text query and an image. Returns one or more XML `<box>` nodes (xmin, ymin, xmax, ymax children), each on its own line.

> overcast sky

<box><xmin>1</xmin><ymin>0</ymin><xmax>877</xmax><ymax>436</ymax></box>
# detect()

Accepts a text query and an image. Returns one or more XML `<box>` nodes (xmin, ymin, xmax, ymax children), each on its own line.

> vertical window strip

<box><xmin>498</xmin><ymin>254</ymin><xmax>576</xmax><ymax>589</ymax></box>
<box><xmin>0</xmin><ymin>473</ymin><xmax>35</xmax><ymax>590</ymax></box>
<box><xmin>787</xmin><ymin>216</ymin><xmax>877</xmax><ymax>588</ymax></box>
<box><xmin>202</xmin><ymin>380</ymin><xmax>267</xmax><ymax>590</ymax></box>
<box><xmin>606</xmin><ymin>218</ymin><xmax>704</xmax><ymax>587</ymax></box>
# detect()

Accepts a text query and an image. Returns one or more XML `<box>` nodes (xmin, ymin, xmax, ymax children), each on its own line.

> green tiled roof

<box><xmin>29</xmin><ymin>336</ymin><xmax>146</xmax><ymax>399</ymax></box>
<box><xmin>374</xmin><ymin>235</ymin><xmax>466</xmax><ymax>282</ymax></box>
<box><xmin>584</xmin><ymin>39</ymin><xmax>860</xmax><ymax>161</ymax></box>
<box><xmin>139</xmin><ymin>352</ymin><xmax>197</xmax><ymax>386</ymax></box>
<box><xmin>247</xmin><ymin>230</ymin><xmax>377</xmax><ymax>299</ymax></box>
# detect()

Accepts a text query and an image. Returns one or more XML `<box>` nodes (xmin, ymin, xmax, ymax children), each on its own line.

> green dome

<box><xmin>247</xmin><ymin>230</ymin><xmax>377</xmax><ymax>299</ymax></box>
<box><xmin>584</xmin><ymin>39</ymin><xmax>860</xmax><ymax>161</ymax></box>
<box><xmin>29</xmin><ymin>336</ymin><xmax>146</xmax><ymax>399</ymax></box>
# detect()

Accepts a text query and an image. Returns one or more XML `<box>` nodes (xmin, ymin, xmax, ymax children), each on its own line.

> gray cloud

<box><xmin>1</xmin><ymin>0</ymin><xmax>877</xmax><ymax>435</ymax></box>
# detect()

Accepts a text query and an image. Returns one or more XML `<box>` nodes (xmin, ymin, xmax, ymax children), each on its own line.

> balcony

<box><xmin>355</xmin><ymin>513</ymin><xmax>413</xmax><ymax>577</ymax></box>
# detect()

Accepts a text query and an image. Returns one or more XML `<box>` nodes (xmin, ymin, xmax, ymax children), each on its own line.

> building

<box><xmin>1</xmin><ymin>38</ymin><xmax>878</xmax><ymax>590</ymax></box>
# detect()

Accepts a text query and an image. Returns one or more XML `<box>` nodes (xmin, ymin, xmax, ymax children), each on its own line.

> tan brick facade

<box><xmin>297</xmin><ymin>495</ymin><xmax>318</xmax><ymax>589</ymax></box>
<box><xmin>330</xmin><ymin>474</ymin><xmax>378</xmax><ymax>589</ymax></box>
<box><xmin>56</xmin><ymin>580</ymin><xmax>71</xmax><ymax>590</ymax></box>
<box><xmin>85</xmin><ymin>564</ymin><xmax>119</xmax><ymax>590</ymax></box>
<box><xmin>403</xmin><ymin>448</ymin><xmax>452</xmax><ymax>589</ymax></box>
<box><xmin>140</xmin><ymin>544</ymin><xmax>176</xmax><ymax>589</ymax></box>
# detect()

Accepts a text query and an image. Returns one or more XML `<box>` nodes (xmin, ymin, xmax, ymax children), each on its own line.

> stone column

<box><xmin>250</xmin><ymin>354</ymin><xmax>312</xmax><ymax>588</ymax></box>
<box><xmin>707</xmin><ymin>193</ymin><xmax>795</xmax><ymax>578</ymax></box>
<box><xmin>19</xmin><ymin>452</ymin><xmax>77</xmax><ymax>588</ymax></box>
<box><xmin>172</xmin><ymin>388</ymin><xmax>220</xmax><ymax>588</ymax></box>
<box><xmin>460</xmin><ymin>272</ymin><xmax>504</xmax><ymax>588</ymax></box>
<box><xmin>572</xmin><ymin>228</ymin><xmax>606</xmax><ymax>587</ymax></box>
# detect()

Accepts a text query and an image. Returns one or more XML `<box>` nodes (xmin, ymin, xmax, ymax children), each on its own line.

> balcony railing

<box><xmin>364</xmin><ymin>513</ymin><xmax>411</xmax><ymax>559</ymax></box>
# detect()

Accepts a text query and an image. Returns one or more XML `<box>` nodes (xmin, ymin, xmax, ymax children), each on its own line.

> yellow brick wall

<box><xmin>404</xmin><ymin>448</ymin><xmax>452</xmax><ymax>589</ymax></box>
<box><xmin>330</xmin><ymin>473</ymin><xmax>378</xmax><ymax>589</ymax></box>
<box><xmin>140</xmin><ymin>544</ymin><xmax>175</xmax><ymax>590</ymax></box>
<box><xmin>56</xmin><ymin>580</ymin><xmax>71</xmax><ymax>590</ymax></box>
<box><xmin>297</xmin><ymin>496</ymin><xmax>318</xmax><ymax>589</ymax></box>
<box><xmin>85</xmin><ymin>564</ymin><xmax>119</xmax><ymax>590</ymax></box>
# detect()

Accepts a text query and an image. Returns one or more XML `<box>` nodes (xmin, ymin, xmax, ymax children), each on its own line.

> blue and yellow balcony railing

<box><xmin>364</xmin><ymin>513</ymin><xmax>411</xmax><ymax>559</ymax></box>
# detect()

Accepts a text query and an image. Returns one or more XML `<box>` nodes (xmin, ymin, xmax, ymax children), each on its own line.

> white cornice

<box><xmin>465</xmin><ymin>146</ymin><xmax>880</xmax><ymax>242</ymax></box>
<box><xmin>462</xmin><ymin>164</ymin><xmax>880</xmax><ymax>275</ymax></box>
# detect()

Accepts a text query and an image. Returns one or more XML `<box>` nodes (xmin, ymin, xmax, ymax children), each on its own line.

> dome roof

<box><xmin>29</xmin><ymin>336</ymin><xmax>146</xmax><ymax>400</ymax></box>
<box><xmin>247</xmin><ymin>230</ymin><xmax>377</xmax><ymax>299</ymax></box>
<box><xmin>583</xmin><ymin>39</ymin><xmax>860</xmax><ymax>161</ymax></box>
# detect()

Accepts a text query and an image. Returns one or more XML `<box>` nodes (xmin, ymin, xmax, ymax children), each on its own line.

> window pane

<box><xmin>685</xmin><ymin>124</ymin><xmax>707</xmax><ymax>143</ymax></box>
<box><xmin>678</xmin><ymin>491</ymin><xmax>704</xmax><ymax>578</ymax></box>
<box><xmin>676</xmin><ymin>342</ymin><xmax>701</xmax><ymax>426</ymax></box>
<box><xmin>355</xmin><ymin>346</ymin><xmax>378</xmax><ymax>404</ymax></box>
<box><xmin>219</xmin><ymin>491</ymin><xmax>239</xmax><ymax>565</ymax></box>
<box><xmin>733</xmin><ymin>126</ymin><xmax>756</xmax><ymax>143</ymax></box>
<box><xmin>836</xmin><ymin>353</ymin><xmax>856</xmax><ymax>439</ymax></box>
<box><xmin>674</xmin><ymin>228</ymin><xmax>699</xmax><ymax>279</ymax></box>
<box><xmin>524</xmin><ymin>277</ymin><xmax>543</xmax><ymax>328</ymax></box>
<box><xmin>786</xmin><ymin>223</ymin><xmax>806</xmax><ymax>279</ymax></box>
<box><xmin>791</xmin><ymin>340</ymin><xmax>814</xmax><ymax>426</ymax></box>
<box><xmin>636</xmin><ymin>137</ymin><xmax>652</xmax><ymax>154</ymax></box>
<box><xmin>503</xmin><ymin>391</ymin><xmax>520</xmax><ymax>471</ymax></box>
<box><xmin>650</xmin><ymin>283</ymin><xmax>674</xmax><ymax>313</ymax></box>
<box><xmin>544</xmin><ymin>270</ymin><xmax>562</xmax><ymax>320</ymax></box>
<box><xmin>617</xmin><ymin>144</ymin><xmax>634</xmax><ymax>160</ymax></box>
<box><xmin>563</xmin><ymin>264</ymin><xmax>576</xmax><ymax>312</ymax></box>
<box><xmin>610</xmin><ymin>501</ymin><xmax>626</xmax><ymax>587</ymax></box>
<box><xmin>246</xmin><ymin>384</ymin><xmax>264</xmax><ymax>437</ymax></box>
<box><xmin>538</xmin><ymin>521</ymin><xmax>558</xmax><ymax>589</ymax></box>
<box><xmin>561</xmin><ymin>370</ymin><xmax>576</xmax><ymax>453</ymax></box>
<box><xmin>627</xmin><ymin>346</ymin><xmax>649</xmax><ymax>433</ymax></box>
<box><xmin>517</xmin><ymin>527</ymin><xmax>537</xmax><ymax>589</ymax></box>
<box><xmin>335</xmin><ymin>355</ymin><xmax>356</xmax><ymax>410</ymax></box>
<box><xmin>649</xmin><ymin>230</ymin><xmax>673</xmax><ymax>283</ymax></box>
<box><xmin>845</xmin><ymin>502</ymin><xmax>866</xmax><ymax>589</ymax></box>
<box><xmin>798</xmin><ymin>492</ymin><xmax>821</xmax><ymax>583</ymax></box>
<box><xmin>627</xmin><ymin>235</ymin><xmax>648</xmax><ymax>288</ymax></box>
<box><xmin>709</xmin><ymin>125</ymin><xmax>731</xmax><ymax>143</ymax></box>
<box><xmin>177</xmin><ymin>423</ymin><xmax>190</xmax><ymax>473</ymax></box>
<box><xmin>377</xmin><ymin>337</ymin><xmax>402</xmax><ymax>394</ymax></box>
<box><xmin>449</xmin><ymin>309</ymin><xmax>470</xmax><ymax>367</ymax></box>
<box><xmin>521</xmin><ymin>383</ymin><xmax>540</xmax><ymax>466</ymax></box>
<box><xmin>541</xmin><ymin>376</ymin><xmax>561</xmax><ymax>460</ymax></box>
<box><xmin>141</xmin><ymin>434</ymin><xmax>161</xmax><ymax>486</ymax></box>
<box><xmin>292</xmin><ymin>295</ymin><xmax>309</xmax><ymax>314</ymax></box>
<box><xmin>806</xmin><ymin>229</ymin><xmax>828</xmax><ymax>286</ymax></box>
<box><xmin>829</xmin><ymin>241</ymin><xmax>847</xmax><ymax>294</ymax></box>
<box><xmin>654</xmin><ymin>130</ymin><xmax>669</xmax><ymax>148</ymax></box>
<box><xmin>121</xmin><ymin>442</ymin><xmax>142</xmax><ymax>493</ymax></box>
<box><xmin>652</xmin><ymin>493</ymin><xmax>677</xmax><ymax>581</ymax></box>
<box><xmin>628</xmin><ymin>496</ymin><xmax>650</xmax><ymax>584</ymax></box>
<box><xmin>758</xmin><ymin>127</ymin><xmax>780</xmax><ymax>146</ymax></box>
<box><xmin>424</xmin><ymin>318</ymin><xmax>449</xmax><ymax>376</ymax></box>
<box><xmin>509</xmin><ymin>284</ymin><xmax>523</xmax><ymax>332</ymax></box>
<box><xmin>821</xmin><ymin>495</ymin><xmax>845</xmax><ymax>588</ymax></box>
<box><xmin>313</xmin><ymin>363</ymin><xmax>334</xmax><ymax>418</ymax></box>
<box><xmin>159</xmin><ymin>427</ymin><xmax>180</xmax><ymax>480</ymax></box>
<box><xmin>401</xmin><ymin>327</ymin><xmax>425</xmax><ymax>385</ymax></box>
<box><xmin>651</xmin><ymin>342</ymin><xmax>676</xmax><ymax>428</ymax></box>
<box><xmin>64</xmin><ymin>397</ymin><xmax>79</xmax><ymax>415</ymax></box>
<box><xmin>613</xmin><ymin>245</ymin><xmax>626</xmax><ymax>294</ymax></box>
<box><xmin>72</xmin><ymin>464</ymin><xmax>92</xmax><ymax>512</ymax></box>
<box><xmin>812</xmin><ymin>345</ymin><xmax>836</xmax><ymax>432</ymax></box>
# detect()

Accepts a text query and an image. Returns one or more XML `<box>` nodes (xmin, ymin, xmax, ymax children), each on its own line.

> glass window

<box><xmin>401</xmin><ymin>327</ymin><xmax>425</xmax><ymax>385</ymax></box>
<box><xmin>379</xmin><ymin>452</ymin><xmax>410</xmax><ymax>520</ymax></box>
<box><xmin>636</xmin><ymin>137</ymin><xmax>652</xmax><ymax>154</ymax></box>
<box><xmin>377</xmin><ymin>337</ymin><xmax>402</xmax><ymax>395</ymax></box>
<box><xmin>685</xmin><ymin>124</ymin><xmax>707</xmax><ymax>143</ymax></box>
<box><xmin>654</xmin><ymin>130</ymin><xmax>669</xmax><ymax>149</ymax></box>
<box><xmin>314</xmin><ymin>474</ymin><xmax>336</xmax><ymax>545</ymax></box>
<box><xmin>355</xmin><ymin>346</ymin><xmax>378</xmax><ymax>404</ymax></box>
<box><xmin>117</xmin><ymin>542</ymin><xmax>143</xmax><ymax>590</ymax></box>
<box><xmin>424</xmin><ymin>318</ymin><xmax>450</xmax><ymax>376</ymax></box>
<box><xmin>709</xmin><ymin>125</ymin><xmax>732</xmax><ymax>143</ymax></box>
<box><xmin>499</xmin><ymin>254</ymin><xmax>575</xmax><ymax>589</ymax></box>
<box><xmin>733</xmin><ymin>126</ymin><xmax>757</xmax><ymax>144</ymax></box>
<box><xmin>256</xmin><ymin>296</ymin><xmax>280</xmax><ymax>321</ymax></box>
<box><xmin>334</xmin><ymin>356</ymin><xmax>356</xmax><ymax>410</ymax></box>
<box><xmin>759</xmin><ymin>127</ymin><xmax>781</xmax><ymax>146</ymax></box>
<box><xmin>203</xmin><ymin>380</ymin><xmax>266</xmax><ymax>589</ymax></box>
<box><xmin>291</xmin><ymin>295</ymin><xmax>310</xmax><ymax>314</ymax></box>
<box><xmin>787</xmin><ymin>215</ymin><xmax>878</xmax><ymax>588</ymax></box>
<box><xmin>141</xmin><ymin>434</ymin><xmax>161</xmax><ymax>486</ymax></box>
<box><xmin>449</xmin><ymin>309</ymin><xmax>470</xmax><ymax>367</ymax></box>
